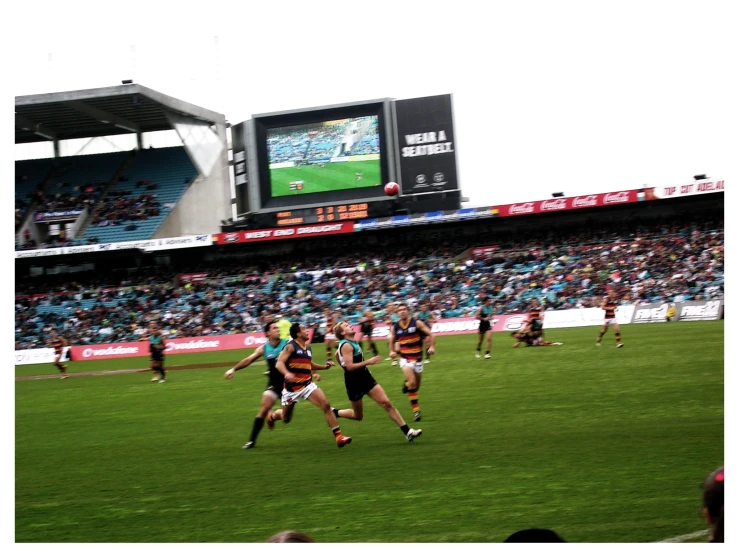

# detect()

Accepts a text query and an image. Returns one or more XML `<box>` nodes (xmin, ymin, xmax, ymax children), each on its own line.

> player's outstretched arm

<box><xmin>340</xmin><ymin>342</ymin><xmax>381</xmax><ymax>371</ymax></box>
<box><xmin>388</xmin><ymin>326</ymin><xmax>398</xmax><ymax>358</ymax></box>
<box><xmin>224</xmin><ymin>345</ymin><xmax>265</xmax><ymax>379</ymax></box>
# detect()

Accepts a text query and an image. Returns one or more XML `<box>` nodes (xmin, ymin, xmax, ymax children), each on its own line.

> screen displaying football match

<box><xmin>266</xmin><ymin>115</ymin><xmax>382</xmax><ymax>198</ymax></box>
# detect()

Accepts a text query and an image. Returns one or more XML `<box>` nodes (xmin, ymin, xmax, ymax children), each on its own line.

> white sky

<box><xmin>8</xmin><ymin>0</ymin><xmax>736</xmax><ymax>208</ymax></box>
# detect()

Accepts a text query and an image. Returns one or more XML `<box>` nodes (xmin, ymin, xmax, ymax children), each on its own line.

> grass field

<box><xmin>270</xmin><ymin>160</ymin><xmax>382</xmax><ymax>197</ymax></box>
<box><xmin>15</xmin><ymin>322</ymin><xmax>723</xmax><ymax>543</ymax></box>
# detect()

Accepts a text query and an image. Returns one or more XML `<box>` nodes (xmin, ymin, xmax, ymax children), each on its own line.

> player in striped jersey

<box><xmin>389</xmin><ymin>302</ymin><xmax>435</xmax><ymax>422</ymax></box>
<box><xmin>330</xmin><ymin>320</ymin><xmax>422</xmax><ymax>442</ymax></box>
<box><xmin>48</xmin><ymin>329</ymin><xmax>69</xmax><ymax>379</ymax></box>
<box><xmin>271</xmin><ymin>323</ymin><xmax>352</xmax><ymax>448</ymax></box>
<box><xmin>596</xmin><ymin>290</ymin><xmax>624</xmax><ymax>348</ymax></box>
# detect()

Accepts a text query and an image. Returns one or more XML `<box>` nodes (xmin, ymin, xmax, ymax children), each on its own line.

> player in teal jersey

<box><xmin>148</xmin><ymin>322</ymin><xmax>167</xmax><ymax>382</ymax></box>
<box><xmin>475</xmin><ymin>297</ymin><xmax>494</xmax><ymax>359</ymax></box>
<box><xmin>224</xmin><ymin>321</ymin><xmax>288</xmax><ymax>449</ymax></box>
<box><xmin>416</xmin><ymin>300</ymin><xmax>436</xmax><ymax>364</ymax></box>
<box><xmin>331</xmin><ymin>320</ymin><xmax>422</xmax><ymax>442</ymax></box>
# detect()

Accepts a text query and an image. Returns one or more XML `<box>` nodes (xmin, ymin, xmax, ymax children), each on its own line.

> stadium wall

<box><xmin>15</xmin><ymin>301</ymin><xmax>722</xmax><ymax>365</ymax></box>
<box><xmin>154</xmin><ymin>125</ymin><xmax>230</xmax><ymax>237</ymax></box>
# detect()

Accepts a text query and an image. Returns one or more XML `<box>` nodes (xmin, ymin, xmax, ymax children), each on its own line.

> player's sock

<box><xmin>371</xmin><ymin>343</ymin><xmax>378</xmax><ymax>356</ymax></box>
<box><xmin>615</xmin><ymin>332</ymin><xmax>622</xmax><ymax>344</ymax></box>
<box><xmin>408</xmin><ymin>389</ymin><xmax>420</xmax><ymax>414</ymax></box>
<box><xmin>597</xmin><ymin>332</ymin><xmax>604</xmax><ymax>343</ymax></box>
<box><xmin>402</xmin><ymin>381</ymin><xmax>410</xmax><ymax>394</ymax></box>
<box><xmin>400</xmin><ymin>424</ymin><xmax>410</xmax><ymax>435</ymax></box>
<box><xmin>332</xmin><ymin>426</ymin><xmax>344</xmax><ymax>439</ymax></box>
<box><xmin>332</xmin><ymin>408</ymin><xmax>340</xmax><ymax>418</ymax></box>
<box><xmin>249</xmin><ymin>417</ymin><xmax>264</xmax><ymax>443</ymax></box>
<box><xmin>485</xmin><ymin>351</ymin><xmax>490</xmax><ymax>355</ymax></box>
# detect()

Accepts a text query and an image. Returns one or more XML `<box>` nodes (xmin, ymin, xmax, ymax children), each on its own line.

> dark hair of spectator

<box><xmin>703</xmin><ymin>466</ymin><xmax>724</xmax><ymax>543</ymax></box>
<box><xmin>290</xmin><ymin>322</ymin><xmax>302</xmax><ymax>339</ymax></box>
<box><xmin>504</xmin><ymin>528</ymin><xmax>566</xmax><ymax>543</ymax></box>
<box><xmin>266</xmin><ymin>530</ymin><xmax>315</xmax><ymax>543</ymax></box>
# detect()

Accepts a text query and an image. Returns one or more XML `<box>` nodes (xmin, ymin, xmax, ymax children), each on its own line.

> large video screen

<box><xmin>267</xmin><ymin>116</ymin><xmax>382</xmax><ymax>198</ymax></box>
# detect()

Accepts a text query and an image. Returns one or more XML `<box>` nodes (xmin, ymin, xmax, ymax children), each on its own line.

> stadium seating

<box><xmin>15</xmin><ymin>158</ymin><xmax>58</xmax><ymax>225</ymax></box>
<box><xmin>14</xmin><ymin>220</ymin><xmax>724</xmax><ymax>350</ymax></box>
<box><xmin>81</xmin><ymin>147</ymin><xmax>198</xmax><ymax>243</ymax></box>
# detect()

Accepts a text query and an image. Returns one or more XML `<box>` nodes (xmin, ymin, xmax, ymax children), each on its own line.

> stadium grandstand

<box><xmin>15</xmin><ymin>83</ymin><xmax>230</xmax><ymax>250</ymax></box>
<box><xmin>15</xmin><ymin>184</ymin><xmax>722</xmax><ymax>350</ymax></box>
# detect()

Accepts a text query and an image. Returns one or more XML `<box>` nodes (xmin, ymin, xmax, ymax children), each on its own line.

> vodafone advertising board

<box><xmin>67</xmin><ymin>330</ymin><xmax>315</xmax><ymax>362</ymax></box>
<box><xmin>497</xmin><ymin>190</ymin><xmax>638</xmax><ymax>217</ymax></box>
<box><xmin>215</xmin><ymin>222</ymin><xmax>355</xmax><ymax>245</ymax></box>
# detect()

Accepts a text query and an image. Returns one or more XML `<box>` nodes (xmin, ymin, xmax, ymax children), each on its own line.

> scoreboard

<box><xmin>275</xmin><ymin>203</ymin><xmax>371</xmax><ymax>226</ymax></box>
<box><xmin>230</xmin><ymin>94</ymin><xmax>461</xmax><ymax>230</ymax></box>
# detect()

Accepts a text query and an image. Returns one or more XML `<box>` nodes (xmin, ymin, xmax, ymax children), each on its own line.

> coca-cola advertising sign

<box><xmin>507</xmin><ymin>203</ymin><xmax>535</xmax><ymax>216</ymax></box>
<box><xmin>572</xmin><ymin>195</ymin><xmax>599</xmax><ymax>208</ymax></box>
<box><xmin>539</xmin><ymin>199</ymin><xmax>568</xmax><ymax>211</ymax></box>
<box><xmin>603</xmin><ymin>191</ymin><xmax>632</xmax><ymax>204</ymax></box>
<box><xmin>495</xmin><ymin>190</ymin><xmax>638</xmax><ymax>218</ymax></box>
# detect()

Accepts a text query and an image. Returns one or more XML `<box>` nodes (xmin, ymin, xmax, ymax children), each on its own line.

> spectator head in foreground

<box><xmin>266</xmin><ymin>530</ymin><xmax>315</xmax><ymax>543</ymax></box>
<box><xmin>702</xmin><ymin>465</ymin><xmax>724</xmax><ymax>543</ymax></box>
<box><xmin>504</xmin><ymin>528</ymin><xmax>566</xmax><ymax>542</ymax></box>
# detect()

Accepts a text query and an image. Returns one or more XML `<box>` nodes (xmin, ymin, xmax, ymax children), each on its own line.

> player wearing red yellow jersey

<box><xmin>271</xmin><ymin>323</ymin><xmax>352</xmax><ymax>448</ymax></box>
<box><xmin>389</xmin><ymin>302</ymin><xmax>435</xmax><ymax>422</ymax></box>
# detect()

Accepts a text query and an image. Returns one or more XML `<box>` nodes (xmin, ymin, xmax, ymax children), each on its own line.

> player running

<box><xmin>596</xmin><ymin>290</ymin><xmax>624</xmax><ymax>348</ymax></box>
<box><xmin>475</xmin><ymin>296</ymin><xmax>494</xmax><ymax>359</ymax></box>
<box><xmin>389</xmin><ymin>302</ymin><xmax>435</xmax><ymax>422</ymax></box>
<box><xmin>271</xmin><ymin>323</ymin><xmax>352</xmax><ymax>448</ymax></box>
<box><xmin>148</xmin><ymin>322</ymin><xmax>167</xmax><ymax>383</ymax></box>
<box><xmin>417</xmin><ymin>300</ymin><xmax>436</xmax><ymax>364</ymax></box>
<box><xmin>330</xmin><ymin>320</ymin><xmax>422</xmax><ymax>442</ymax></box>
<box><xmin>48</xmin><ymin>329</ymin><xmax>69</xmax><ymax>379</ymax></box>
<box><xmin>224</xmin><ymin>321</ymin><xmax>287</xmax><ymax>450</ymax></box>
<box><xmin>359</xmin><ymin>309</ymin><xmax>379</xmax><ymax>357</ymax></box>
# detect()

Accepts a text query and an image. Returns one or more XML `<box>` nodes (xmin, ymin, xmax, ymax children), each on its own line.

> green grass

<box><xmin>270</xmin><ymin>160</ymin><xmax>382</xmax><ymax>197</ymax></box>
<box><xmin>15</xmin><ymin>322</ymin><xmax>723</xmax><ymax>542</ymax></box>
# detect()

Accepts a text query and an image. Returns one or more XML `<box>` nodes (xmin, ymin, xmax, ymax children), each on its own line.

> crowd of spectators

<box><xmin>267</xmin><ymin>117</ymin><xmax>379</xmax><ymax>164</ymax></box>
<box><xmin>14</xmin><ymin>216</ymin><xmax>723</xmax><ymax>350</ymax></box>
<box><xmin>90</xmin><ymin>191</ymin><xmax>161</xmax><ymax>227</ymax></box>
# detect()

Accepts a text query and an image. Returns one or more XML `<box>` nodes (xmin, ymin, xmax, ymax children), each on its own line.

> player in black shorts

<box><xmin>148</xmin><ymin>322</ymin><xmax>167</xmax><ymax>382</ymax></box>
<box><xmin>224</xmin><ymin>321</ymin><xmax>288</xmax><ymax>449</ymax></box>
<box><xmin>475</xmin><ymin>296</ymin><xmax>494</xmax><ymax>359</ymax></box>
<box><xmin>330</xmin><ymin>320</ymin><xmax>422</xmax><ymax>442</ymax></box>
<box><xmin>359</xmin><ymin>309</ymin><xmax>379</xmax><ymax>357</ymax></box>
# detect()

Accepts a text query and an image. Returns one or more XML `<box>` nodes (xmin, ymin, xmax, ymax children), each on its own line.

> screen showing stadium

<box><xmin>266</xmin><ymin>116</ymin><xmax>382</xmax><ymax>198</ymax></box>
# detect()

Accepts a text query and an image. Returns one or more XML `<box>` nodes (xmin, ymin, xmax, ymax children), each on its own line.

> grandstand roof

<box><xmin>15</xmin><ymin>84</ymin><xmax>226</xmax><ymax>144</ymax></box>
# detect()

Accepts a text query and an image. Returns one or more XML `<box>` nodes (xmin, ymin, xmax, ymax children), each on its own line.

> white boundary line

<box><xmin>654</xmin><ymin>529</ymin><xmax>710</xmax><ymax>543</ymax></box>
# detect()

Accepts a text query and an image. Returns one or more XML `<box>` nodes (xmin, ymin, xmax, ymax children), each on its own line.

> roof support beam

<box><xmin>15</xmin><ymin>113</ymin><xmax>57</xmax><ymax>140</ymax></box>
<box><xmin>66</xmin><ymin>100</ymin><xmax>140</xmax><ymax>133</ymax></box>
